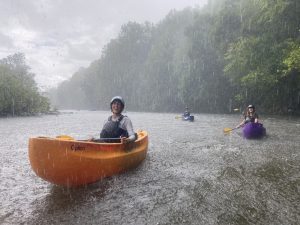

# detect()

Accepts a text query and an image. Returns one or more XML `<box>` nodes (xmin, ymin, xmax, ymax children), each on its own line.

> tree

<box><xmin>0</xmin><ymin>53</ymin><xmax>50</xmax><ymax>116</ymax></box>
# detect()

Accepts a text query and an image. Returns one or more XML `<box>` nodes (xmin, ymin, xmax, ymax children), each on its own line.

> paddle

<box><xmin>91</xmin><ymin>138</ymin><xmax>121</xmax><ymax>142</ymax></box>
<box><xmin>223</xmin><ymin>127</ymin><xmax>239</xmax><ymax>133</ymax></box>
<box><xmin>175</xmin><ymin>115</ymin><xmax>182</xmax><ymax>119</ymax></box>
<box><xmin>56</xmin><ymin>135</ymin><xmax>121</xmax><ymax>142</ymax></box>
<box><xmin>56</xmin><ymin>135</ymin><xmax>74</xmax><ymax>140</ymax></box>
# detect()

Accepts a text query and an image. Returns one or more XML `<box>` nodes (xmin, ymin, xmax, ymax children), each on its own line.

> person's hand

<box><xmin>121</xmin><ymin>137</ymin><xmax>130</xmax><ymax>144</ymax></box>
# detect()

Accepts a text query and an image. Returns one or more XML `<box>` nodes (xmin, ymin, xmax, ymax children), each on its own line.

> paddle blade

<box><xmin>56</xmin><ymin>135</ymin><xmax>74</xmax><ymax>140</ymax></box>
<box><xmin>223</xmin><ymin>128</ymin><xmax>233</xmax><ymax>133</ymax></box>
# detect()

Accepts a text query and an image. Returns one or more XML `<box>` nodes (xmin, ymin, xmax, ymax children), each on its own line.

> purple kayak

<box><xmin>243</xmin><ymin>122</ymin><xmax>266</xmax><ymax>139</ymax></box>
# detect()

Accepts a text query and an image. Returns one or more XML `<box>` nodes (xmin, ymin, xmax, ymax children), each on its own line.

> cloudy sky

<box><xmin>0</xmin><ymin>0</ymin><xmax>207</xmax><ymax>89</ymax></box>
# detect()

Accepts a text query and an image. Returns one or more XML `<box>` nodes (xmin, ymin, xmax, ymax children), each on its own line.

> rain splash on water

<box><xmin>0</xmin><ymin>111</ymin><xmax>299</xmax><ymax>224</ymax></box>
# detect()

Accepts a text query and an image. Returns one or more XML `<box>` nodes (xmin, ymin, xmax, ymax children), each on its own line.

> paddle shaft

<box><xmin>223</xmin><ymin>127</ymin><xmax>239</xmax><ymax>133</ymax></box>
<box><xmin>56</xmin><ymin>135</ymin><xmax>122</xmax><ymax>142</ymax></box>
<box><xmin>91</xmin><ymin>138</ymin><xmax>122</xmax><ymax>143</ymax></box>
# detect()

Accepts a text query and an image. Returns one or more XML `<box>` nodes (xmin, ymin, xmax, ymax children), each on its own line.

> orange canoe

<box><xmin>28</xmin><ymin>130</ymin><xmax>148</xmax><ymax>187</ymax></box>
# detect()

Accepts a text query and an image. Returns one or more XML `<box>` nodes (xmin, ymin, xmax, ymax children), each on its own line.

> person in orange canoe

<box><xmin>235</xmin><ymin>104</ymin><xmax>259</xmax><ymax>128</ymax></box>
<box><xmin>98</xmin><ymin>96</ymin><xmax>137</xmax><ymax>143</ymax></box>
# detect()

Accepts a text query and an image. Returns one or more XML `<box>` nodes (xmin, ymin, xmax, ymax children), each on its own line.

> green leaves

<box><xmin>283</xmin><ymin>42</ymin><xmax>300</xmax><ymax>73</ymax></box>
<box><xmin>222</xmin><ymin>0</ymin><xmax>300</xmax><ymax>113</ymax></box>
<box><xmin>51</xmin><ymin>0</ymin><xmax>299</xmax><ymax>114</ymax></box>
<box><xmin>0</xmin><ymin>53</ymin><xmax>50</xmax><ymax>116</ymax></box>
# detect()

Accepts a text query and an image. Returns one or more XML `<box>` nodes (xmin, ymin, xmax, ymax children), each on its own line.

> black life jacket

<box><xmin>244</xmin><ymin>112</ymin><xmax>258</xmax><ymax>123</ymax></box>
<box><xmin>100</xmin><ymin>115</ymin><xmax>129</xmax><ymax>140</ymax></box>
<box><xmin>183</xmin><ymin>111</ymin><xmax>190</xmax><ymax>117</ymax></box>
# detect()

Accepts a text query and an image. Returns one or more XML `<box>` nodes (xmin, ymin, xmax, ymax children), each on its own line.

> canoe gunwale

<box><xmin>28</xmin><ymin>130</ymin><xmax>148</xmax><ymax>187</ymax></box>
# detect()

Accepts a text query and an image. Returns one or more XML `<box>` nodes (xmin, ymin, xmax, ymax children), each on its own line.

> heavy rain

<box><xmin>0</xmin><ymin>0</ymin><xmax>299</xmax><ymax>225</ymax></box>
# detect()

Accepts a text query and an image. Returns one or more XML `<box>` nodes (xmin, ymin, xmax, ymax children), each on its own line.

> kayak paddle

<box><xmin>223</xmin><ymin>127</ymin><xmax>238</xmax><ymax>133</ymax></box>
<box><xmin>56</xmin><ymin>135</ymin><xmax>74</xmax><ymax>140</ymax></box>
<box><xmin>56</xmin><ymin>135</ymin><xmax>121</xmax><ymax>142</ymax></box>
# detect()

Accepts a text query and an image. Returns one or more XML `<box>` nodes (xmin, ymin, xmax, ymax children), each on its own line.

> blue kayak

<box><xmin>243</xmin><ymin>122</ymin><xmax>266</xmax><ymax>139</ymax></box>
<box><xmin>182</xmin><ymin>115</ymin><xmax>194</xmax><ymax>122</ymax></box>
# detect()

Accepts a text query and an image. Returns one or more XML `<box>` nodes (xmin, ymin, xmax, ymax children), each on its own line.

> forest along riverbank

<box><xmin>0</xmin><ymin>111</ymin><xmax>299</xmax><ymax>225</ymax></box>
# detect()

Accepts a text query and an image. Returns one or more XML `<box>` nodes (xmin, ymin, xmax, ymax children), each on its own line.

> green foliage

<box><xmin>283</xmin><ymin>41</ymin><xmax>300</xmax><ymax>73</ymax></box>
<box><xmin>50</xmin><ymin>0</ymin><xmax>300</xmax><ymax>114</ymax></box>
<box><xmin>223</xmin><ymin>0</ymin><xmax>300</xmax><ymax>113</ymax></box>
<box><xmin>0</xmin><ymin>53</ymin><xmax>50</xmax><ymax>116</ymax></box>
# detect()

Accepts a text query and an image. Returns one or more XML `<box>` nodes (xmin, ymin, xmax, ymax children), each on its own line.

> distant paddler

<box><xmin>183</xmin><ymin>106</ymin><xmax>191</xmax><ymax>118</ymax></box>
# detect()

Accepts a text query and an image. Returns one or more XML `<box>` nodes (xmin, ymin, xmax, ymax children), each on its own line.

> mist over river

<box><xmin>0</xmin><ymin>111</ymin><xmax>299</xmax><ymax>225</ymax></box>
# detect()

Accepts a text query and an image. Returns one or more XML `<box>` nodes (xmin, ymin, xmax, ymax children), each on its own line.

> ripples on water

<box><xmin>0</xmin><ymin>111</ymin><xmax>299</xmax><ymax>225</ymax></box>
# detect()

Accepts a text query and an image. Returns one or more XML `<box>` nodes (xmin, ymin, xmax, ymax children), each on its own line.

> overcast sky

<box><xmin>0</xmin><ymin>0</ymin><xmax>207</xmax><ymax>89</ymax></box>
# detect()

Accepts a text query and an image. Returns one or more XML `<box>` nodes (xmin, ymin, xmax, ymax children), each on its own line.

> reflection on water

<box><xmin>0</xmin><ymin>111</ymin><xmax>299</xmax><ymax>225</ymax></box>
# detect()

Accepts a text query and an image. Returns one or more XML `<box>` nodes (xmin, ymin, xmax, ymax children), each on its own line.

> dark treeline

<box><xmin>0</xmin><ymin>53</ymin><xmax>50</xmax><ymax>116</ymax></box>
<box><xmin>50</xmin><ymin>0</ymin><xmax>300</xmax><ymax>114</ymax></box>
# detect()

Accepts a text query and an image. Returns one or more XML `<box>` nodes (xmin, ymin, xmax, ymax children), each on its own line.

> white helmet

<box><xmin>110</xmin><ymin>96</ymin><xmax>125</xmax><ymax>109</ymax></box>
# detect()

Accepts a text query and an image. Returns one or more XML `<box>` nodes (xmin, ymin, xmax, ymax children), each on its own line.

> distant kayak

<box><xmin>243</xmin><ymin>123</ymin><xmax>266</xmax><ymax>139</ymax></box>
<box><xmin>28</xmin><ymin>130</ymin><xmax>148</xmax><ymax>187</ymax></box>
<box><xmin>182</xmin><ymin>115</ymin><xmax>194</xmax><ymax>122</ymax></box>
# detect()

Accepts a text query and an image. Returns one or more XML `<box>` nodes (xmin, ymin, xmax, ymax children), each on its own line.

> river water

<box><xmin>0</xmin><ymin>111</ymin><xmax>299</xmax><ymax>225</ymax></box>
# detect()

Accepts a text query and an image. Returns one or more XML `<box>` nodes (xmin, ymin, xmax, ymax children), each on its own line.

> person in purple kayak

<box><xmin>236</xmin><ymin>105</ymin><xmax>259</xmax><ymax>128</ymax></box>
